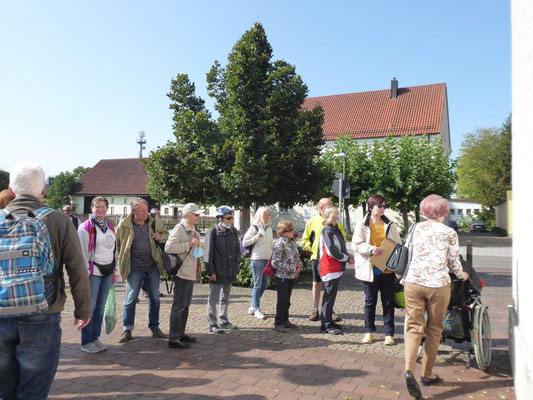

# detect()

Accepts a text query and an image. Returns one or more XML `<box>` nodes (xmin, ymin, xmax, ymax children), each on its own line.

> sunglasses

<box><xmin>223</xmin><ymin>216</ymin><xmax>234</xmax><ymax>221</ymax></box>
<box><xmin>284</xmin><ymin>228</ymin><xmax>294</xmax><ymax>233</ymax></box>
<box><xmin>377</xmin><ymin>204</ymin><xmax>387</xmax><ymax>209</ymax></box>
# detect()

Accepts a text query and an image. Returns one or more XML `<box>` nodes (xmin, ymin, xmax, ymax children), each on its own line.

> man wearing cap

<box><xmin>165</xmin><ymin>203</ymin><xmax>203</xmax><ymax>348</ymax></box>
<box><xmin>203</xmin><ymin>206</ymin><xmax>241</xmax><ymax>333</ymax></box>
<box><xmin>63</xmin><ymin>204</ymin><xmax>80</xmax><ymax>229</ymax></box>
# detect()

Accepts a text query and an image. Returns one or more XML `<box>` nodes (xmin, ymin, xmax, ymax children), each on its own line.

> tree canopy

<box><xmin>456</xmin><ymin>115</ymin><xmax>511</xmax><ymax>208</ymax></box>
<box><xmin>145</xmin><ymin>22</ymin><xmax>327</xmax><ymax>229</ymax></box>
<box><xmin>45</xmin><ymin>166</ymin><xmax>90</xmax><ymax>210</ymax></box>
<box><xmin>323</xmin><ymin>134</ymin><xmax>455</xmax><ymax>233</ymax></box>
<box><xmin>0</xmin><ymin>169</ymin><xmax>8</xmax><ymax>191</ymax></box>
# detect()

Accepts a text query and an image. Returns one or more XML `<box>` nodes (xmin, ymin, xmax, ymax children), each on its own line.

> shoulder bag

<box><xmin>385</xmin><ymin>223</ymin><xmax>417</xmax><ymax>277</ymax></box>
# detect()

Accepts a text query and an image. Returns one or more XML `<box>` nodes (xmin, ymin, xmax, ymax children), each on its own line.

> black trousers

<box><xmin>320</xmin><ymin>277</ymin><xmax>340</xmax><ymax>328</ymax></box>
<box><xmin>275</xmin><ymin>277</ymin><xmax>294</xmax><ymax>326</ymax></box>
<box><xmin>362</xmin><ymin>272</ymin><xmax>395</xmax><ymax>335</ymax></box>
<box><xmin>169</xmin><ymin>276</ymin><xmax>194</xmax><ymax>341</ymax></box>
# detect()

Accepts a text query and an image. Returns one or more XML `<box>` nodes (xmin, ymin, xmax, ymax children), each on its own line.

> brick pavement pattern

<box><xmin>51</xmin><ymin>261</ymin><xmax>514</xmax><ymax>400</ymax></box>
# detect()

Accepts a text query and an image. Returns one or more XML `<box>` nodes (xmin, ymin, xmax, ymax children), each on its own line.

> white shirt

<box><xmin>93</xmin><ymin>225</ymin><xmax>116</xmax><ymax>276</ymax></box>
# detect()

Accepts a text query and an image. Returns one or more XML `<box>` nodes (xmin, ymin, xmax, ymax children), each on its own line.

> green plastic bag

<box><xmin>104</xmin><ymin>285</ymin><xmax>117</xmax><ymax>334</ymax></box>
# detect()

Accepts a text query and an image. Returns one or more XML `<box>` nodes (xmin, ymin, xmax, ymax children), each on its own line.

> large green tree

<box><xmin>372</xmin><ymin>135</ymin><xmax>455</xmax><ymax>232</ymax></box>
<box><xmin>456</xmin><ymin>115</ymin><xmax>512</xmax><ymax>208</ymax></box>
<box><xmin>146</xmin><ymin>23</ymin><xmax>326</xmax><ymax>229</ymax></box>
<box><xmin>321</xmin><ymin>135</ymin><xmax>372</xmax><ymax>232</ymax></box>
<box><xmin>325</xmin><ymin>134</ymin><xmax>455</xmax><ymax>233</ymax></box>
<box><xmin>45</xmin><ymin>166</ymin><xmax>90</xmax><ymax>210</ymax></box>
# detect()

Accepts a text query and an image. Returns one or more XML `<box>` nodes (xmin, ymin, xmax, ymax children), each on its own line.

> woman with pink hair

<box><xmin>402</xmin><ymin>194</ymin><xmax>469</xmax><ymax>399</ymax></box>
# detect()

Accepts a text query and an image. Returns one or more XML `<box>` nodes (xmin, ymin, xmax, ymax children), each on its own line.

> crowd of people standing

<box><xmin>0</xmin><ymin>162</ymin><xmax>467</xmax><ymax>400</ymax></box>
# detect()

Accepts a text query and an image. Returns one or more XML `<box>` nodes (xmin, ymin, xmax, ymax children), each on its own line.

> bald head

<box><xmin>318</xmin><ymin>198</ymin><xmax>333</xmax><ymax>217</ymax></box>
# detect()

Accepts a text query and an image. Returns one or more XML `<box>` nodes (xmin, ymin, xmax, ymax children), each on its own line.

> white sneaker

<box><xmin>94</xmin><ymin>339</ymin><xmax>107</xmax><ymax>352</ymax></box>
<box><xmin>254</xmin><ymin>309</ymin><xmax>266</xmax><ymax>320</ymax></box>
<box><xmin>248</xmin><ymin>306</ymin><xmax>256</xmax><ymax>315</ymax></box>
<box><xmin>80</xmin><ymin>342</ymin><xmax>101</xmax><ymax>354</ymax></box>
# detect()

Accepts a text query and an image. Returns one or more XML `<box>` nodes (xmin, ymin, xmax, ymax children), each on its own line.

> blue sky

<box><xmin>0</xmin><ymin>1</ymin><xmax>510</xmax><ymax>177</ymax></box>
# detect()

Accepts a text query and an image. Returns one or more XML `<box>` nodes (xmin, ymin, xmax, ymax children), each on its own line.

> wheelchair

<box><xmin>398</xmin><ymin>257</ymin><xmax>492</xmax><ymax>371</ymax></box>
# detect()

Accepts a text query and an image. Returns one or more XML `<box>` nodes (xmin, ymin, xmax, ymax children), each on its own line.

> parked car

<box><xmin>448</xmin><ymin>220</ymin><xmax>459</xmax><ymax>232</ymax></box>
<box><xmin>470</xmin><ymin>221</ymin><xmax>487</xmax><ymax>232</ymax></box>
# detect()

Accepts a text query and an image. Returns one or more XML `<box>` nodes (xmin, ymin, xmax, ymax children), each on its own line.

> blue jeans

<box><xmin>0</xmin><ymin>313</ymin><xmax>61</xmax><ymax>400</ymax></box>
<box><xmin>81</xmin><ymin>274</ymin><xmax>112</xmax><ymax>345</ymax></box>
<box><xmin>250</xmin><ymin>259</ymin><xmax>269</xmax><ymax>310</ymax></box>
<box><xmin>123</xmin><ymin>268</ymin><xmax>160</xmax><ymax>331</ymax></box>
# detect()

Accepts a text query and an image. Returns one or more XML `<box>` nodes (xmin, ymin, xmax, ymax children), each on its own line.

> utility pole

<box><xmin>334</xmin><ymin>150</ymin><xmax>346</xmax><ymax>222</ymax></box>
<box><xmin>137</xmin><ymin>131</ymin><xmax>146</xmax><ymax>158</ymax></box>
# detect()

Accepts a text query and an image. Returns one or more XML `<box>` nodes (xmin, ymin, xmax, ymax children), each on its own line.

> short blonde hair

<box><xmin>254</xmin><ymin>206</ymin><xmax>271</xmax><ymax>226</ymax></box>
<box><xmin>323</xmin><ymin>206</ymin><xmax>339</xmax><ymax>225</ymax></box>
<box><xmin>277</xmin><ymin>220</ymin><xmax>294</xmax><ymax>237</ymax></box>
<box><xmin>91</xmin><ymin>196</ymin><xmax>109</xmax><ymax>209</ymax></box>
<box><xmin>420</xmin><ymin>194</ymin><xmax>450</xmax><ymax>219</ymax></box>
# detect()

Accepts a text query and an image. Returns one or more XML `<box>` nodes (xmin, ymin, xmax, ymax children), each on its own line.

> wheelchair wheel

<box><xmin>404</xmin><ymin>315</ymin><xmax>424</xmax><ymax>360</ymax></box>
<box><xmin>472</xmin><ymin>303</ymin><xmax>492</xmax><ymax>370</ymax></box>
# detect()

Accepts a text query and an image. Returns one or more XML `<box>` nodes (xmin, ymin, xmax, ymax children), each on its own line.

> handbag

<box><xmin>95</xmin><ymin>261</ymin><xmax>115</xmax><ymax>277</ymax></box>
<box><xmin>385</xmin><ymin>223</ymin><xmax>417</xmax><ymax>277</ymax></box>
<box><xmin>263</xmin><ymin>255</ymin><xmax>275</xmax><ymax>276</ymax></box>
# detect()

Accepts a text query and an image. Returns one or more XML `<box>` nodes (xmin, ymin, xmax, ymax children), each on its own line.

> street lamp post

<box><xmin>333</xmin><ymin>150</ymin><xmax>346</xmax><ymax>222</ymax></box>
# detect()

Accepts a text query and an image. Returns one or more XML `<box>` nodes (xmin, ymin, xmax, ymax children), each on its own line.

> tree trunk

<box><xmin>362</xmin><ymin>203</ymin><xmax>367</xmax><ymax>215</ymax></box>
<box><xmin>415</xmin><ymin>207</ymin><xmax>420</xmax><ymax>222</ymax></box>
<box><xmin>239</xmin><ymin>204</ymin><xmax>251</xmax><ymax>233</ymax></box>
<box><xmin>402</xmin><ymin>209</ymin><xmax>410</xmax><ymax>235</ymax></box>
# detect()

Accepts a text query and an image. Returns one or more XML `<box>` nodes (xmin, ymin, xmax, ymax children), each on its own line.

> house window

<box><xmin>110</xmin><ymin>198</ymin><xmax>114</xmax><ymax>205</ymax></box>
<box><xmin>124</xmin><ymin>198</ymin><xmax>128</xmax><ymax>205</ymax></box>
<box><xmin>466</xmin><ymin>209</ymin><xmax>471</xmax><ymax>215</ymax></box>
<box><xmin>279</xmin><ymin>206</ymin><xmax>290</xmax><ymax>214</ymax></box>
<box><xmin>458</xmin><ymin>209</ymin><xmax>463</xmax><ymax>215</ymax></box>
<box><xmin>123</xmin><ymin>206</ymin><xmax>127</xmax><ymax>214</ymax></box>
<box><xmin>203</xmin><ymin>208</ymin><xmax>209</xmax><ymax>216</ymax></box>
<box><xmin>110</xmin><ymin>206</ymin><xmax>114</xmax><ymax>215</ymax></box>
<box><xmin>164</xmin><ymin>208</ymin><xmax>169</xmax><ymax>215</ymax></box>
<box><xmin>450</xmin><ymin>209</ymin><xmax>456</xmax><ymax>215</ymax></box>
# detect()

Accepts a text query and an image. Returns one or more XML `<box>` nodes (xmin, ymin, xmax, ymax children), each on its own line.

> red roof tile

<box><xmin>302</xmin><ymin>83</ymin><xmax>447</xmax><ymax>141</ymax></box>
<box><xmin>73</xmin><ymin>158</ymin><xmax>149</xmax><ymax>195</ymax></box>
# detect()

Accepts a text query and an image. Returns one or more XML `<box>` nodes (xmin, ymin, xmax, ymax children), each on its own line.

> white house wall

<box><xmin>511</xmin><ymin>1</ymin><xmax>533</xmax><ymax>397</ymax></box>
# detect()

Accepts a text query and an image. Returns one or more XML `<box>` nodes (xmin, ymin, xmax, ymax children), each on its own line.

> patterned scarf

<box><xmin>92</xmin><ymin>216</ymin><xmax>109</xmax><ymax>233</ymax></box>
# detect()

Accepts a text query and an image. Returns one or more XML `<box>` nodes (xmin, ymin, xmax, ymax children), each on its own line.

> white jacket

<box><xmin>351</xmin><ymin>214</ymin><xmax>401</xmax><ymax>282</ymax></box>
<box><xmin>242</xmin><ymin>224</ymin><xmax>273</xmax><ymax>260</ymax></box>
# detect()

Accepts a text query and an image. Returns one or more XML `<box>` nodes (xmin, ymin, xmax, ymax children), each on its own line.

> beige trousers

<box><xmin>404</xmin><ymin>282</ymin><xmax>451</xmax><ymax>376</ymax></box>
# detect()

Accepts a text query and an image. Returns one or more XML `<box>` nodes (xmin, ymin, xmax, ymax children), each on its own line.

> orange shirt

<box><xmin>370</xmin><ymin>222</ymin><xmax>392</xmax><ymax>274</ymax></box>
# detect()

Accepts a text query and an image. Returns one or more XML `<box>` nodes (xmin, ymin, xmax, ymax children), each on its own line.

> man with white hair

<box><xmin>116</xmin><ymin>198</ymin><xmax>169</xmax><ymax>343</ymax></box>
<box><xmin>0</xmin><ymin>162</ymin><xmax>91</xmax><ymax>400</ymax></box>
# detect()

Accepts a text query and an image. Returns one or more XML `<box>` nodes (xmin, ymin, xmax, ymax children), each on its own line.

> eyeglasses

<box><xmin>284</xmin><ymin>228</ymin><xmax>294</xmax><ymax>233</ymax></box>
<box><xmin>377</xmin><ymin>204</ymin><xmax>387</xmax><ymax>209</ymax></box>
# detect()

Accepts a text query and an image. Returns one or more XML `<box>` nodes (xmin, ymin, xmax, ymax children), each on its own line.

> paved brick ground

<box><xmin>50</xmin><ymin>248</ymin><xmax>514</xmax><ymax>400</ymax></box>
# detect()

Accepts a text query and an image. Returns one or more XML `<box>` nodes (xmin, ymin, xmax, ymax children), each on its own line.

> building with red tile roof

<box><xmin>71</xmin><ymin>158</ymin><xmax>154</xmax><ymax>214</ymax></box>
<box><xmin>302</xmin><ymin>78</ymin><xmax>450</xmax><ymax>150</ymax></box>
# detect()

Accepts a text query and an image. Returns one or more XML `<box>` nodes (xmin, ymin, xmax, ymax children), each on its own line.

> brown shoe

<box><xmin>309</xmin><ymin>310</ymin><xmax>319</xmax><ymax>321</ymax></box>
<box><xmin>152</xmin><ymin>328</ymin><xmax>168</xmax><ymax>339</ymax></box>
<box><xmin>118</xmin><ymin>330</ymin><xmax>132</xmax><ymax>343</ymax></box>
